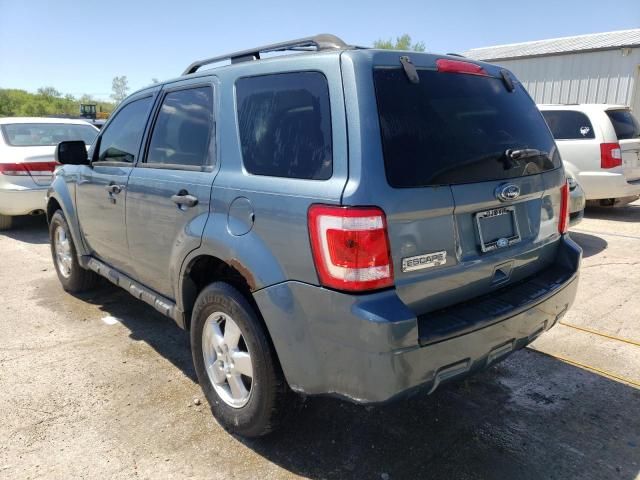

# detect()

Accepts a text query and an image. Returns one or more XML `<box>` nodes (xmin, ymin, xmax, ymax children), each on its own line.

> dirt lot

<box><xmin>1</xmin><ymin>203</ymin><xmax>639</xmax><ymax>480</ymax></box>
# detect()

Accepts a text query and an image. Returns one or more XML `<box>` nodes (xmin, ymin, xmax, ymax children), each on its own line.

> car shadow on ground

<box><xmin>584</xmin><ymin>203</ymin><xmax>640</xmax><ymax>223</ymax></box>
<box><xmin>72</xmin><ymin>282</ymin><xmax>197</xmax><ymax>382</ymax></box>
<box><xmin>66</xmin><ymin>282</ymin><xmax>640</xmax><ymax>480</ymax></box>
<box><xmin>1</xmin><ymin>214</ymin><xmax>49</xmax><ymax>244</ymax></box>
<box><xmin>241</xmin><ymin>351</ymin><xmax>640</xmax><ymax>480</ymax></box>
<box><xmin>569</xmin><ymin>231</ymin><xmax>608</xmax><ymax>258</ymax></box>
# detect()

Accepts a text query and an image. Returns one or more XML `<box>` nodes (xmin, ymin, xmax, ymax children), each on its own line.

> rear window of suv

<box><xmin>606</xmin><ymin>109</ymin><xmax>640</xmax><ymax>140</ymax></box>
<box><xmin>373</xmin><ymin>68</ymin><xmax>560</xmax><ymax>187</ymax></box>
<box><xmin>540</xmin><ymin>110</ymin><xmax>595</xmax><ymax>139</ymax></box>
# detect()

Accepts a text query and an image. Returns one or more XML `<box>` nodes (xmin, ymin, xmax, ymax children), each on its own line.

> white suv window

<box><xmin>540</xmin><ymin>110</ymin><xmax>595</xmax><ymax>140</ymax></box>
<box><xmin>606</xmin><ymin>109</ymin><xmax>640</xmax><ymax>140</ymax></box>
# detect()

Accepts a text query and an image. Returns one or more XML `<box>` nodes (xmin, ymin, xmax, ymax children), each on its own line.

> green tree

<box><xmin>37</xmin><ymin>86</ymin><xmax>62</xmax><ymax>99</ymax></box>
<box><xmin>110</xmin><ymin>76</ymin><xmax>129</xmax><ymax>104</ymax></box>
<box><xmin>373</xmin><ymin>34</ymin><xmax>426</xmax><ymax>52</ymax></box>
<box><xmin>79</xmin><ymin>94</ymin><xmax>96</xmax><ymax>104</ymax></box>
<box><xmin>0</xmin><ymin>88</ymin><xmax>116</xmax><ymax>118</ymax></box>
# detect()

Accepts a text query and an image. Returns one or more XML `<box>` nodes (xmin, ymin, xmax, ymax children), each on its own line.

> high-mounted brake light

<box><xmin>308</xmin><ymin>205</ymin><xmax>394</xmax><ymax>292</ymax></box>
<box><xmin>600</xmin><ymin>143</ymin><xmax>622</xmax><ymax>169</ymax></box>
<box><xmin>0</xmin><ymin>162</ymin><xmax>57</xmax><ymax>176</ymax></box>
<box><xmin>436</xmin><ymin>58</ymin><xmax>488</xmax><ymax>76</ymax></box>
<box><xmin>558</xmin><ymin>180</ymin><xmax>570</xmax><ymax>234</ymax></box>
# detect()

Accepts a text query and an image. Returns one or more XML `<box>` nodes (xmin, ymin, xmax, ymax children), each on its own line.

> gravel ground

<box><xmin>0</xmin><ymin>204</ymin><xmax>639</xmax><ymax>480</ymax></box>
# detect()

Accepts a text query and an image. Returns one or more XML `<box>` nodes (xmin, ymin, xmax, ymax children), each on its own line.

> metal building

<box><xmin>463</xmin><ymin>29</ymin><xmax>640</xmax><ymax>114</ymax></box>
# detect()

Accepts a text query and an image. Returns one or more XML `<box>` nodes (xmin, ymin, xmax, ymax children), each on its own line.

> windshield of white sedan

<box><xmin>1</xmin><ymin>123</ymin><xmax>98</xmax><ymax>147</ymax></box>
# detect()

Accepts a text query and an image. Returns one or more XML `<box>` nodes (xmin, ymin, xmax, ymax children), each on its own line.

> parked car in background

<box><xmin>0</xmin><ymin>118</ymin><xmax>99</xmax><ymax>230</ymax></box>
<box><xmin>539</xmin><ymin>104</ymin><xmax>640</xmax><ymax>206</ymax></box>
<box><xmin>567</xmin><ymin>171</ymin><xmax>585</xmax><ymax>226</ymax></box>
<box><xmin>47</xmin><ymin>35</ymin><xmax>581</xmax><ymax>437</ymax></box>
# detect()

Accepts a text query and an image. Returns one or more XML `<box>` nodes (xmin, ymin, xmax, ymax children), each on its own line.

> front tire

<box><xmin>0</xmin><ymin>214</ymin><xmax>12</xmax><ymax>231</ymax></box>
<box><xmin>191</xmin><ymin>282</ymin><xmax>288</xmax><ymax>437</ymax></box>
<box><xmin>49</xmin><ymin>210</ymin><xmax>98</xmax><ymax>293</ymax></box>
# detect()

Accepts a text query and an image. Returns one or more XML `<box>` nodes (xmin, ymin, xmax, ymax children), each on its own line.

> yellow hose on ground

<box><xmin>536</xmin><ymin>350</ymin><xmax>640</xmax><ymax>389</ymax></box>
<box><xmin>558</xmin><ymin>321</ymin><xmax>640</xmax><ymax>348</ymax></box>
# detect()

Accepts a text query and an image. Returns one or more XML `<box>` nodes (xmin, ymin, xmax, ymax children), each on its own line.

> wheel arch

<box><xmin>46</xmin><ymin>176</ymin><xmax>89</xmax><ymax>257</ymax></box>
<box><xmin>180</xmin><ymin>252</ymin><xmax>292</xmax><ymax>397</ymax></box>
<box><xmin>179</xmin><ymin>253</ymin><xmax>259</xmax><ymax>331</ymax></box>
<box><xmin>46</xmin><ymin>197</ymin><xmax>62</xmax><ymax>223</ymax></box>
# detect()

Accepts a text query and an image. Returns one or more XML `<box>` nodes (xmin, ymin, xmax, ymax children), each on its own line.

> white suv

<box><xmin>539</xmin><ymin>104</ymin><xmax>640</xmax><ymax>206</ymax></box>
<box><xmin>0</xmin><ymin>118</ymin><xmax>98</xmax><ymax>230</ymax></box>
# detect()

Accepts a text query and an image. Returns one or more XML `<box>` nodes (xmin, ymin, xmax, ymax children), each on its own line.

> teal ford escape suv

<box><xmin>47</xmin><ymin>34</ymin><xmax>581</xmax><ymax>437</ymax></box>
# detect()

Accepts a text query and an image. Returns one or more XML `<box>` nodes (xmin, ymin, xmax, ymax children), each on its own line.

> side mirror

<box><xmin>56</xmin><ymin>140</ymin><xmax>89</xmax><ymax>165</ymax></box>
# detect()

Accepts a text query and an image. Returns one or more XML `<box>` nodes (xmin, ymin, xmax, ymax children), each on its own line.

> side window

<box><xmin>606</xmin><ymin>109</ymin><xmax>640</xmax><ymax>140</ymax></box>
<box><xmin>236</xmin><ymin>72</ymin><xmax>332</xmax><ymax>180</ymax></box>
<box><xmin>146</xmin><ymin>86</ymin><xmax>214</xmax><ymax>167</ymax></box>
<box><xmin>541</xmin><ymin>110</ymin><xmax>595</xmax><ymax>140</ymax></box>
<box><xmin>96</xmin><ymin>97</ymin><xmax>153</xmax><ymax>163</ymax></box>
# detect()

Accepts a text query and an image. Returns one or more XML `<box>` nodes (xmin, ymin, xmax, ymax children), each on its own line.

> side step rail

<box><xmin>82</xmin><ymin>256</ymin><xmax>186</xmax><ymax>329</ymax></box>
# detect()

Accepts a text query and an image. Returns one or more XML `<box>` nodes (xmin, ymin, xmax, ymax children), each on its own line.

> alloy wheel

<box><xmin>54</xmin><ymin>226</ymin><xmax>73</xmax><ymax>278</ymax></box>
<box><xmin>202</xmin><ymin>312</ymin><xmax>253</xmax><ymax>408</ymax></box>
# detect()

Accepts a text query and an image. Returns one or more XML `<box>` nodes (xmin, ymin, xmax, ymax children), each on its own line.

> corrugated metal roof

<box><xmin>464</xmin><ymin>29</ymin><xmax>640</xmax><ymax>61</ymax></box>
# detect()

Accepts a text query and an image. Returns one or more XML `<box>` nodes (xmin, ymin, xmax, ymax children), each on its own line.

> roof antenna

<box><xmin>399</xmin><ymin>56</ymin><xmax>419</xmax><ymax>84</ymax></box>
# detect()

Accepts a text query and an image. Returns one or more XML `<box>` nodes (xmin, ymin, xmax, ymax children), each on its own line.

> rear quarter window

<box><xmin>374</xmin><ymin>68</ymin><xmax>560</xmax><ymax>188</ymax></box>
<box><xmin>540</xmin><ymin>110</ymin><xmax>595</xmax><ymax>140</ymax></box>
<box><xmin>606</xmin><ymin>109</ymin><xmax>640</xmax><ymax>140</ymax></box>
<box><xmin>235</xmin><ymin>71</ymin><xmax>332</xmax><ymax>180</ymax></box>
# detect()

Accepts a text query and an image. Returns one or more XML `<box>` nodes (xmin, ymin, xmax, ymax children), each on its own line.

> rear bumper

<box><xmin>254</xmin><ymin>236</ymin><xmax>581</xmax><ymax>403</ymax></box>
<box><xmin>0</xmin><ymin>186</ymin><xmax>48</xmax><ymax>215</ymax></box>
<box><xmin>577</xmin><ymin>171</ymin><xmax>640</xmax><ymax>200</ymax></box>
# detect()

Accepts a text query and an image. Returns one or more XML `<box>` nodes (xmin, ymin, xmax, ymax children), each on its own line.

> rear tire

<box><xmin>0</xmin><ymin>214</ymin><xmax>12</xmax><ymax>231</ymax></box>
<box><xmin>191</xmin><ymin>282</ymin><xmax>288</xmax><ymax>437</ymax></box>
<box><xmin>49</xmin><ymin>210</ymin><xmax>99</xmax><ymax>293</ymax></box>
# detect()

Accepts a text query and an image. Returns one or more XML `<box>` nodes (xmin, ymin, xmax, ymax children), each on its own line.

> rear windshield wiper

<box><xmin>502</xmin><ymin>148</ymin><xmax>550</xmax><ymax>171</ymax></box>
<box><xmin>506</xmin><ymin>148</ymin><xmax>548</xmax><ymax>160</ymax></box>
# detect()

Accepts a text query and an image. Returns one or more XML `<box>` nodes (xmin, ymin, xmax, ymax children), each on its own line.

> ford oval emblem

<box><xmin>495</xmin><ymin>183</ymin><xmax>520</xmax><ymax>202</ymax></box>
<box><xmin>496</xmin><ymin>237</ymin><xmax>509</xmax><ymax>248</ymax></box>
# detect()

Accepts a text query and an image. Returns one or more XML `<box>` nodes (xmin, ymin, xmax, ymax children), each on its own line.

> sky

<box><xmin>1</xmin><ymin>0</ymin><xmax>638</xmax><ymax>100</ymax></box>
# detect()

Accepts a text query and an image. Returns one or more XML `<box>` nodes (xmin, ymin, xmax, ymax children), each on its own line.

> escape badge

<box><xmin>401</xmin><ymin>251</ymin><xmax>447</xmax><ymax>272</ymax></box>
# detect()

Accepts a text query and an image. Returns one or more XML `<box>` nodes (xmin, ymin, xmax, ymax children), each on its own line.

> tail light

<box><xmin>308</xmin><ymin>205</ymin><xmax>394</xmax><ymax>292</ymax></box>
<box><xmin>0</xmin><ymin>162</ymin><xmax>57</xmax><ymax>176</ymax></box>
<box><xmin>558</xmin><ymin>180</ymin><xmax>570</xmax><ymax>234</ymax></box>
<box><xmin>600</xmin><ymin>143</ymin><xmax>622</xmax><ymax>169</ymax></box>
<box><xmin>436</xmin><ymin>58</ymin><xmax>488</xmax><ymax>76</ymax></box>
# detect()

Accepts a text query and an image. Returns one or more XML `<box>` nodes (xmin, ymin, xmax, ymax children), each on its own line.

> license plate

<box><xmin>475</xmin><ymin>206</ymin><xmax>521</xmax><ymax>253</ymax></box>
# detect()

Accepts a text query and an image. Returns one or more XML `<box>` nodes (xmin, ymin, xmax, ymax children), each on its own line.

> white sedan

<box><xmin>0</xmin><ymin>118</ymin><xmax>99</xmax><ymax>230</ymax></box>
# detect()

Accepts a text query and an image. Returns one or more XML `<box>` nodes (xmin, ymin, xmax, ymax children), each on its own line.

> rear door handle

<box><xmin>171</xmin><ymin>190</ymin><xmax>198</xmax><ymax>208</ymax></box>
<box><xmin>105</xmin><ymin>184</ymin><xmax>125</xmax><ymax>194</ymax></box>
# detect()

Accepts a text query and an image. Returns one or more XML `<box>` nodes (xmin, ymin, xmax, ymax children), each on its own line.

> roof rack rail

<box><xmin>182</xmin><ymin>34</ymin><xmax>350</xmax><ymax>75</ymax></box>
